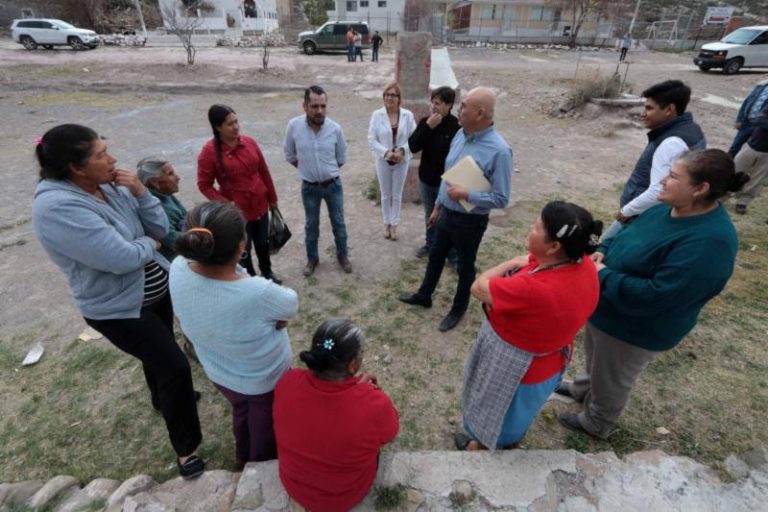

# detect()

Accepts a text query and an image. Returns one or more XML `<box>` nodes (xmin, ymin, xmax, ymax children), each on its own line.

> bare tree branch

<box><xmin>160</xmin><ymin>0</ymin><xmax>212</xmax><ymax>65</ymax></box>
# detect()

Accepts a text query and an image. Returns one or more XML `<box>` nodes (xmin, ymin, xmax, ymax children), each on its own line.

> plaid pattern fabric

<box><xmin>462</xmin><ymin>316</ymin><xmax>535</xmax><ymax>450</ymax></box>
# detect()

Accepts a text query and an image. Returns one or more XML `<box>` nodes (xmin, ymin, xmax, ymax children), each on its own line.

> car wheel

<box><xmin>20</xmin><ymin>36</ymin><xmax>37</xmax><ymax>50</ymax></box>
<box><xmin>303</xmin><ymin>41</ymin><xmax>316</xmax><ymax>55</ymax></box>
<box><xmin>723</xmin><ymin>58</ymin><xmax>743</xmax><ymax>75</ymax></box>
<box><xmin>68</xmin><ymin>37</ymin><xmax>85</xmax><ymax>51</ymax></box>
<box><xmin>698</xmin><ymin>65</ymin><xmax>710</xmax><ymax>72</ymax></box>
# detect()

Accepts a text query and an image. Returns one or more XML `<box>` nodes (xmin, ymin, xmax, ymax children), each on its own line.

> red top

<box><xmin>197</xmin><ymin>135</ymin><xmax>278</xmax><ymax>221</ymax></box>
<box><xmin>273</xmin><ymin>369</ymin><xmax>399</xmax><ymax>512</ymax></box>
<box><xmin>487</xmin><ymin>255</ymin><xmax>599</xmax><ymax>384</ymax></box>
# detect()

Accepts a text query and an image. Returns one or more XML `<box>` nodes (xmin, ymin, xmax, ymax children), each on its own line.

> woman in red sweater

<box><xmin>273</xmin><ymin>319</ymin><xmax>399</xmax><ymax>512</ymax></box>
<box><xmin>456</xmin><ymin>201</ymin><xmax>602</xmax><ymax>451</ymax></box>
<box><xmin>197</xmin><ymin>104</ymin><xmax>281</xmax><ymax>283</ymax></box>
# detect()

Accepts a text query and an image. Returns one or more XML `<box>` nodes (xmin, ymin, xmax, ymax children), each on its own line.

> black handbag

<box><xmin>268</xmin><ymin>207</ymin><xmax>292</xmax><ymax>255</ymax></box>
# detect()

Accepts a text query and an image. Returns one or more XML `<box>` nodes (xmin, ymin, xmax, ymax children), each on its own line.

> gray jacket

<box><xmin>33</xmin><ymin>179</ymin><xmax>169</xmax><ymax>320</ymax></box>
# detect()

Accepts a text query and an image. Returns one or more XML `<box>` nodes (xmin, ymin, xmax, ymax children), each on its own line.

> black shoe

<box><xmin>558</xmin><ymin>412</ymin><xmax>600</xmax><ymax>439</ymax></box>
<box><xmin>415</xmin><ymin>246</ymin><xmax>430</xmax><ymax>258</ymax></box>
<box><xmin>178</xmin><ymin>454</ymin><xmax>205</xmax><ymax>480</ymax></box>
<box><xmin>554</xmin><ymin>382</ymin><xmax>581</xmax><ymax>402</ymax></box>
<box><xmin>264</xmin><ymin>272</ymin><xmax>283</xmax><ymax>285</ymax></box>
<box><xmin>454</xmin><ymin>432</ymin><xmax>472</xmax><ymax>451</ymax></box>
<box><xmin>438</xmin><ymin>311</ymin><xmax>464</xmax><ymax>332</ymax></box>
<box><xmin>735</xmin><ymin>204</ymin><xmax>747</xmax><ymax>215</ymax></box>
<box><xmin>398</xmin><ymin>293</ymin><xmax>432</xmax><ymax>308</ymax></box>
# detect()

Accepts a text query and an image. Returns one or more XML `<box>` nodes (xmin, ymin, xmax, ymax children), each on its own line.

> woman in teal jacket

<box><xmin>557</xmin><ymin>149</ymin><xmax>750</xmax><ymax>439</ymax></box>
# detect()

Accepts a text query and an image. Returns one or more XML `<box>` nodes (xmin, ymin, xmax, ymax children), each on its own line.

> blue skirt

<box><xmin>465</xmin><ymin>371</ymin><xmax>562</xmax><ymax>447</ymax></box>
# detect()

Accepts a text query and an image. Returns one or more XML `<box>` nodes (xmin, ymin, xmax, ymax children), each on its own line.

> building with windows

<box><xmin>158</xmin><ymin>0</ymin><xmax>279</xmax><ymax>35</ymax></box>
<box><xmin>447</xmin><ymin>0</ymin><xmax>611</xmax><ymax>43</ymax></box>
<box><xmin>328</xmin><ymin>0</ymin><xmax>405</xmax><ymax>33</ymax></box>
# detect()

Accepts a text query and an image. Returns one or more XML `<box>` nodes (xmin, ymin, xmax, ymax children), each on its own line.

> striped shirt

<box><xmin>142</xmin><ymin>261</ymin><xmax>168</xmax><ymax>307</ymax></box>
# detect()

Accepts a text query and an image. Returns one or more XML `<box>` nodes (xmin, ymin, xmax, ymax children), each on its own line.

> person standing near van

<box><xmin>353</xmin><ymin>29</ymin><xmax>363</xmax><ymax>62</ymax></box>
<box><xmin>371</xmin><ymin>31</ymin><xmax>383</xmax><ymax>62</ymax></box>
<box><xmin>346</xmin><ymin>26</ymin><xmax>354</xmax><ymax>62</ymax></box>
<box><xmin>729</xmin><ymin>80</ymin><xmax>768</xmax><ymax>157</ymax></box>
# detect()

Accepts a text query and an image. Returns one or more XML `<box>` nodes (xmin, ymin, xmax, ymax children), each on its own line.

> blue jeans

<box><xmin>301</xmin><ymin>178</ymin><xmax>348</xmax><ymax>262</ymax></box>
<box><xmin>418</xmin><ymin>209</ymin><xmax>488</xmax><ymax>314</ymax></box>
<box><xmin>347</xmin><ymin>43</ymin><xmax>354</xmax><ymax>62</ymax></box>
<box><xmin>372</xmin><ymin>47</ymin><xmax>379</xmax><ymax>61</ymax></box>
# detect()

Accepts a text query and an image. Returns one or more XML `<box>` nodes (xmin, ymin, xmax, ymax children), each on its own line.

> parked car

<box><xmin>11</xmin><ymin>19</ymin><xmax>100</xmax><ymax>51</ymax></box>
<box><xmin>297</xmin><ymin>21</ymin><xmax>370</xmax><ymax>55</ymax></box>
<box><xmin>694</xmin><ymin>25</ymin><xmax>768</xmax><ymax>74</ymax></box>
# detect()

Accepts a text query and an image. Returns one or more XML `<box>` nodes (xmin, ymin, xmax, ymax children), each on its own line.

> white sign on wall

<box><xmin>703</xmin><ymin>6</ymin><xmax>735</xmax><ymax>26</ymax></box>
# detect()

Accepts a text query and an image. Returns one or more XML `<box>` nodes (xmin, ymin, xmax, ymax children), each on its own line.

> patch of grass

<box><xmin>557</xmin><ymin>69</ymin><xmax>625</xmax><ymax>113</ymax></box>
<box><xmin>372</xmin><ymin>483</ymin><xmax>407</xmax><ymax>510</ymax></box>
<box><xmin>23</xmin><ymin>92</ymin><xmax>160</xmax><ymax>109</ymax></box>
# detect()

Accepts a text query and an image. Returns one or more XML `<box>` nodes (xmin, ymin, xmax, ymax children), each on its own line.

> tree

<box><xmin>160</xmin><ymin>0</ymin><xmax>212</xmax><ymax>64</ymax></box>
<box><xmin>548</xmin><ymin>0</ymin><xmax>612</xmax><ymax>47</ymax></box>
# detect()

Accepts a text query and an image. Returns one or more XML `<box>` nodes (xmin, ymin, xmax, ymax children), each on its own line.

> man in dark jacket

<box><xmin>729</xmin><ymin>80</ymin><xmax>768</xmax><ymax>157</ymax></box>
<box><xmin>408</xmin><ymin>86</ymin><xmax>460</xmax><ymax>258</ymax></box>
<box><xmin>602</xmin><ymin>80</ymin><xmax>706</xmax><ymax>240</ymax></box>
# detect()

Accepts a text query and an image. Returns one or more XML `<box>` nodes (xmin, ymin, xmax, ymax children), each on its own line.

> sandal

<box><xmin>454</xmin><ymin>432</ymin><xmax>472</xmax><ymax>451</ymax></box>
<box><xmin>178</xmin><ymin>454</ymin><xmax>205</xmax><ymax>480</ymax></box>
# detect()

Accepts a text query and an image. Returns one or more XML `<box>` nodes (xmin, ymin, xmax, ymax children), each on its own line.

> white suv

<box><xmin>11</xmin><ymin>19</ymin><xmax>100</xmax><ymax>51</ymax></box>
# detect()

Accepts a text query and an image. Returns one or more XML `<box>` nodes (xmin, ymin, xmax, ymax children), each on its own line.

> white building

<box><xmin>158</xmin><ymin>0</ymin><xmax>279</xmax><ymax>35</ymax></box>
<box><xmin>327</xmin><ymin>0</ymin><xmax>405</xmax><ymax>33</ymax></box>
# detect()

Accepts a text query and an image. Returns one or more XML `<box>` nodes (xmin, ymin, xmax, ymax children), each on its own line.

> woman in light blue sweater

<box><xmin>32</xmin><ymin>124</ymin><xmax>204</xmax><ymax>479</ymax></box>
<box><xmin>169</xmin><ymin>201</ymin><xmax>299</xmax><ymax>468</ymax></box>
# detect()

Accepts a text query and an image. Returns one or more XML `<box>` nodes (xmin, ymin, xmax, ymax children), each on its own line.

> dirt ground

<box><xmin>0</xmin><ymin>39</ymin><xmax>765</xmax><ymax>478</ymax></box>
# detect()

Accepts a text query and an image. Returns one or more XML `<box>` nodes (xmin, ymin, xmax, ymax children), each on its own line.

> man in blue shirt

<box><xmin>399</xmin><ymin>87</ymin><xmax>512</xmax><ymax>331</ymax></box>
<box><xmin>284</xmin><ymin>85</ymin><xmax>352</xmax><ymax>277</ymax></box>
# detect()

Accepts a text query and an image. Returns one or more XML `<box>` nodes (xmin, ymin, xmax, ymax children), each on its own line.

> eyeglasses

<box><xmin>383</xmin><ymin>93</ymin><xmax>400</xmax><ymax>98</ymax></box>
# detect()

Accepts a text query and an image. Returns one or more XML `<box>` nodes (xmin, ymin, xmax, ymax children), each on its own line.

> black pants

<box><xmin>418</xmin><ymin>209</ymin><xmax>489</xmax><ymax>314</ymax></box>
<box><xmin>241</xmin><ymin>213</ymin><xmax>271</xmax><ymax>277</ymax></box>
<box><xmin>619</xmin><ymin>47</ymin><xmax>628</xmax><ymax>61</ymax></box>
<box><xmin>85</xmin><ymin>293</ymin><xmax>202</xmax><ymax>457</ymax></box>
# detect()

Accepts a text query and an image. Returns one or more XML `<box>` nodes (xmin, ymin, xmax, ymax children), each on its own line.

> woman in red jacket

<box><xmin>197</xmin><ymin>104</ymin><xmax>281</xmax><ymax>284</ymax></box>
<box><xmin>274</xmin><ymin>319</ymin><xmax>399</xmax><ymax>512</ymax></box>
<box><xmin>456</xmin><ymin>201</ymin><xmax>602</xmax><ymax>451</ymax></box>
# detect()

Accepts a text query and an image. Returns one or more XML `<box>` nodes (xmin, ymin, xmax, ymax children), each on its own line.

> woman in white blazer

<box><xmin>368</xmin><ymin>82</ymin><xmax>416</xmax><ymax>241</ymax></box>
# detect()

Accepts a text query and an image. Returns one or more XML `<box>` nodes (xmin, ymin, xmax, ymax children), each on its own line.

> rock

<box><xmin>231</xmin><ymin>464</ymin><xmax>265</xmax><ymax>511</ymax></box>
<box><xmin>54</xmin><ymin>478</ymin><xmax>120</xmax><ymax>512</ymax></box>
<box><xmin>655</xmin><ymin>427</ymin><xmax>670</xmax><ymax>435</ymax></box>
<box><xmin>383</xmin><ymin>354</ymin><xmax>393</xmax><ymax>365</ymax></box>
<box><xmin>558</xmin><ymin>495</ymin><xmax>598</xmax><ymax>511</ymax></box>
<box><xmin>107</xmin><ymin>474</ymin><xmax>157</xmax><ymax>507</ymax></box>
<box><xmin>743</xmin><ymin>448</ymin><xmax>768</xmax><ymax>469</ymax></box>
<box><xmin>0</xmin><ymin>480</ymin><xmax>44</xmax><ymax>510</ymax></box>
<box><xmin>723</xmin><ymin>454</ymin><xmax>750</xmax><ymax>480</ymax></box>
<box><xmin>135</xmin><ymin>470</ymin><xmax>237</xmax><ymax>512</ymax></box>
<box><xmin>28</xmin><ymin>475</ymin><xmax>80</xmax><ymax>509</ymax></box>
<box><xmin>449</xmin><ymin>479</ymin><xmax>475</xmax><ymax>506</ymax></box>
<box><xmin>402</xmin><ymin>488</ymin><xmax>425</xmax><ymax>512</ymax></box>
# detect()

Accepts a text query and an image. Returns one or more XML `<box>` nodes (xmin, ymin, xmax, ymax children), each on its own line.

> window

<box><xmin>347</xmin><ymin>1</ymin><xmax>357</xmax><ymax>11</ymax></box>
<box><xmin>751</xmin><ymin>31</ymin><xmax>768</xmax><ymax>45</ymax></box>
<box><xmin>361</xmin><ymin>0</ymin><xmax>369</xmax><ymax>6</ymax></box>
<box><xmin>378</xmin><ymin>1</ymin><xmax>387</xmax><ymax>7</ymax></box>
<box><xmin>529</xmin><ymin>6</ymin><xmax>543</xmax><ymax>21</ymax></box>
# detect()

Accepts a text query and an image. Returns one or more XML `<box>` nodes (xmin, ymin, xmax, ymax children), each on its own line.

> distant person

<box><xmin>137</xmin><ymin>157</ymin><xmax>185</xmax><ymax>261</ymax></box>
<box><xmin>729</xmin><ymin>79</ymin><xmax>768</xmax><ymax>157</ymax></box>
<box><xmin>353</xmin><ymin>29</ymin><xmax>363</xmax><ymax>62</ymax></box>
<box><xmin>368</xmin><ymin>81</ymin><xmax>416</xmax><ymax>241</ymax></box>
<box><xmin>455</xmin><ymin>201</ymin><xmax>601</xmax><ymax>451</ymax></box>
<box><xmin>346</xmin><ymin>26</ymin><xmax>354</xmax><ymax>62</ymax></box>
<box><xmin>197</xmin><ymin>104</ymin><xmax>282</xmax><ymax>284</ymax></box>
<box><xmin>408</xmin><ymin>86</ymin><xmax>460</xmax><ymax>258</ymax></box>
<box><xmin>32</xmin><ymin>124</ymin><xmax>204</xmax><ymax>480</ymax></box>
<box><xmin>558</xmin><ymin>150</ymin><xmax>748</xmax><ymax>439</ymax></box>
<box><xmin>619</xmin><ymin>33</ymin><xmax>631</xmax><ymax>61</ymax></box>
<box><xmin>274</xmin><ymin>319</ymin><xmax>399</xmax><ymax>512</ymax></box>
<box><xmin>170</xmin><ymin>201</ymin><xmax>299</xmax><ymax>468</ymax></box>
<box><xmin>733</xmin><ymin>120</ymin><xmax>768</xmax><ymax>215</ymax></box>
<box><xmin>371</xmin><ymin>30</ymin><xmax>383</xmax><ymax>62</ymax></box>
<box><xmin>284</xmin><ymin>85</ymin><xmax>352</xmax><ymax>276</ymax></box>
<box><xmin>399</xmin><ymin>87</ymin><xmax>512</xmax><ymax>332</ymax></box>
<box><xmin>602</xmin><ymin>80</ymin><xmax>705</xmax><ymax>241</ymax></box>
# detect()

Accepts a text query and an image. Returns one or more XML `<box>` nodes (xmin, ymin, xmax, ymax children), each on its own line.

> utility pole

<box><xmin>628</xmin><ymin>0</ymin><xmax>641</xmax><ymax>35</ymax></box>
<box><xmin>132</xmin><ymin>0</ymin><xmax>148</xmax><ymax>43</ymax></box>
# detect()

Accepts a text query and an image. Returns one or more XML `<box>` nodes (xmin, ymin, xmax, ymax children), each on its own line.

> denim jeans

<box><xmin>347</xmin><ymin>43</ymin><xmax>354</xmax><ymax>62</ymax></box>
<box><xmin>301</xmin><ymin>178</ymin><xmax>348</xmax><ymax>262</ymax></box>
<box><xmin>372</xmin><ymin>47</ymin><xmax>379</xmax><ymax>61</ymax></box>
<box><xmin>417</xmin><ymin>209</ymin><xmax>488</xmax><ymax>314</ymax></box>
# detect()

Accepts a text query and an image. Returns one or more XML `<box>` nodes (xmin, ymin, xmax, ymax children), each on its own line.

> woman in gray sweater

<box><xmin>32</xmin><ymin>124</ymin><xmax>204</xmax><ymax>479</ymax></box>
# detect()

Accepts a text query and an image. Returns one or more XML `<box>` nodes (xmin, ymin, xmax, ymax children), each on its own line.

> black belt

<box><xmin>303</xmin><ymin>177</ymin><xmax>337</xmax><ymax>187</ymax></box>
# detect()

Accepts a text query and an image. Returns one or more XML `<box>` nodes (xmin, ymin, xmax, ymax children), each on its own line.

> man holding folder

<box><xmin>399</xmin><ymin>87</ymin><xmax>512</xmax><ymax>331</ymax></box>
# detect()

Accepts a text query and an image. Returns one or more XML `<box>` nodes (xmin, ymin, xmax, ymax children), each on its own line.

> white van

<box><xmin>11</xmin><ymin>18</ymin><xmax>100</xmax><ymax>51</ymax></box>
<box><xmin>694</xmin><ymin>25</ymin><xmax>768</xmax><ymax>74</ymax></box>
